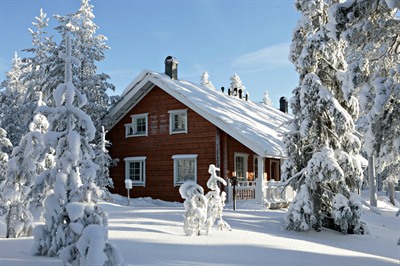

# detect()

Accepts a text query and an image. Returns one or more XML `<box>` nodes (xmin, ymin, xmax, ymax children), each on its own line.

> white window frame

<box><xmin>172</xmin><ymin>154</ymin><xmax>198</xmax><ymax>186</ymax></box>
<box><xmin>125</xmin><ymin>113</ymin><xmax>148</xmax><ymax>137</ymax></box>
<box><xmin>234</xmin><ymin>152</ymin><xmax>248</xmax><ymax>181</ymax></box>
<box><xmin>124</xmin><ymin>156</ymin><xmax>146</xmax><ymax>186</ymax></box>
<box><xmin>169</xmin><ymin>109</ymin><xmax>188</xmax><ymax>134</ymax></box>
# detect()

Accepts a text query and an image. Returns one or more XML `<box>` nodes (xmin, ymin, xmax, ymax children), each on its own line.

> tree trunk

<box><xmin>312</xmin><ymin>183</ymin><xmax>322</xmax><ymax>232</ymax></box>
<box><xmin>368</xmin><ymin>156</ymin><xmax>377</xmax><ymax>207</ymax></box>
<box><xmin>388</xmin><ymin>181</ymin><xmax>395</xmax><ymax>206</ymax></box>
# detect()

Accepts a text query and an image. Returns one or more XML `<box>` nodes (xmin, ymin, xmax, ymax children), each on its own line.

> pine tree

<box><xmin>54</xmin><ymin>0</ymin><xmax>116</xmax><ymax>196</ymax></box>
<box><xmin>200</xmin><ymin>72</ymin><xmax>216</xmax><ymax>90</ymax></box>
<box><xmin>262</xmin><ymin>89</ymin><xmax>273</xmax><ymax>106</ymax></box>
<box><xmin>54</xmin><ymin>0</ymin><xmax>114</xmax><ymax>128</ymax></box>
<box><xmin>0</xmin><ymin>128</ymin><xmax>12</xmax><ymax>184</ymax></box>
<box><xmin>0</xmin><ymin>53</ymin><xmax>28</xmax><ymax>148</ymax></box>
<box><xmin>228</xmin><ymin>73</ymin><xmax>247</xmax><ymax>99</ymax></box>
<box><xmin>328</xmin><ymin>0</ymin><xmax>400</xmax><ymax>206</ymax></box>
<box><xmin>282</xmin><ymin>0</ymin><xmax>364</xmax><ymax>234</ymax></box>
<box><xmin>0</xmin><ymin>114</ymin><xmax>48</xmax><ymax>238</ymax></box>
<box><xmin>32</xmin><ymin>34</ymin><xmax>122</xmax><ymax>265</ymax></box>
<box><xmin>92</xmin><ymin>126</ymin><xmax>114</xmax><ymax>200</ymax></box>
<box><xmin>21</xmin><ymin>8</ymin><xmax>60</xmax><ymax>106</ymax></box>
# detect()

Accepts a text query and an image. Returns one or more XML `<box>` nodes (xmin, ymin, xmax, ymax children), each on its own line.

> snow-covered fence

<box><xmin>235</xmin><ymin>187</ymin><xmax>256</xmax><ymax>200</ymax></box>
<box><xmin>264</xmin><ymin>180</ymin><xmax>295</xmax><ymax>209</ymax></box>
<box><xmin>227</xmin><ymin>179</ymin><xmax>295</xmax><ymax>209</ymax></box>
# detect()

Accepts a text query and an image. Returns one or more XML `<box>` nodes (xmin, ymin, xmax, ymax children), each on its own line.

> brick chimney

<box><xmin>164</xmin><ymin>56</ymin><xmax>178</xmax><ymax>80</ymax></box>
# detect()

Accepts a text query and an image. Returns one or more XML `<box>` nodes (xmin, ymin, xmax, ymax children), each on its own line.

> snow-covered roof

<box><xmin>108</xmin><ymin>70</ymin><xmax>292</xmax><ymax>158</ymax></box>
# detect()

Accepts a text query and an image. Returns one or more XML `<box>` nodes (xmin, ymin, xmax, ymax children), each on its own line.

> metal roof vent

<box><xmin>279</xmin><ymin>96</ymin><xmax>288</xmax><ymax>113</ymax></box>
<box><xmin>164</xmin><ymin>56</ymin><xmax>178</xmax><ymax>80</ymax></box>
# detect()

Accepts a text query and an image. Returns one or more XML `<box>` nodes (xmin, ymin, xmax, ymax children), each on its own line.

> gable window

<box><xmin>270</xmin><ymin>159</ymin><xmax>280</xmax><ymax>181</ymax></box>
<box><xmin>124</xmin><ymin>157</ymin><xmax>146</xmax><ymax>186</ymax></box>
<box><xmin>169</xmin><ymin>109</ymin><xmax>187</xmax><ymax>134</ymax></box>
<box><xmin>234</xmin><ymin>153</ymin><xmax>248</xmax><ymax>181</ymax></box>
<box><xmin>172</xmin><ymin>154</ymin><xmax>197</xmax><ymax>186</ymax></box>
<box><xmin>125</xmin><ymin>113</ymin><xmax>148</xmax><ymax>137</ymax></box>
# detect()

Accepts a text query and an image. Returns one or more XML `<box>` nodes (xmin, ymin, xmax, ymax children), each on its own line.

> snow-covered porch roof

<box><xmin>107</xmin><ymin>70</ymin><xmax>292</xmax><ymax>158</ymax></box>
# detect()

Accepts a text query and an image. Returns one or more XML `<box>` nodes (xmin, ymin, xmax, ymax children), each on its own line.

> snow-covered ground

<box><xmin>0</xmin><ymin>191</ymin><xmax>399</xmax><ymax>266</ymax></box>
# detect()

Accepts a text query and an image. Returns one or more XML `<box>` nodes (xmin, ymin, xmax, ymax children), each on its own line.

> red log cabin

<box><xmin>106</xmin><ymin>56</ymin><xmax>291</xmax><ymax>202</ymax></box>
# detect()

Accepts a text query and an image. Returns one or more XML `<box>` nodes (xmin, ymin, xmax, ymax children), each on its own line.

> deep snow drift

<box><xmin>0</xmin><ymin>191</ymin><xmax>399</xmax><ymax>266</ymax></box>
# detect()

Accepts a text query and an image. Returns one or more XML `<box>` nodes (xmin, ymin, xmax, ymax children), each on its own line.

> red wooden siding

<box><xmin>107</xmin><ymin>86</ymin><xmax>218</xmax><ymax>202</ymax></box>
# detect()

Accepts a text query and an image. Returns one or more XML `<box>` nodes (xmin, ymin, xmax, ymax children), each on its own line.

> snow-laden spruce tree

<box><xmin>54</xmin><ymin>0</ymin><xmax>114</xmax><ymax>127</ymax></box>
<box><xmin>204</xmin><ymin>164</ymin><xmax>230</xmax><ymax>234</ymax></box>
<box><xmin>21</xmin><ymin>9</ymin><xmax>60</xmax><ymax>108</ymax></box>
<box><xmin>0</xmin><ymin>128</ymin><xmax>12</xmax><ymax>184</ymax></box>
<box><xmin>200</xmin><ymin>72</ymin><xmax>216</xmax><ymax>90</ymax></box>
<box><xmin>92</xmin><ymin>126</ymin><xmax>114</xmax><ymax>200</ymax></box>
<box><xmin>228</xmin><ymin>73</ymin><xmax>247</xmax><ymax>99</ymax></box>
<box><xmin>54</xmin><ymin>0</ymin><xmax>116</xmax><ymax>193</ymax></box>
<box><xmin>328</xmin><ymin>0</ymin><xmax>400</xmax><ymax>206</ymax></box>
<box><xmin>282</xmin><ymin>0</ymin><xmax>364</xmax><ymax>234</ymax></box>
<box><xmin>179</xmin><ymin>181</ymin><xmax>208</xmax><ymax>236</ymax></box>
<box><xmin>0</xmin><ymin>114</ymin><xmax>48</xmax><ymax>238</ymax></box>
<box><xmin>0</xmin><ymin>53</ymin><xmax>29</xmax><ymax>148</ymax></box>
<box><xmin>32</xmin><ymin>34</ymin><xmax>122</xmax><ymax>265</ymax></box>
<box><xmin>262</xmin><ymin>89</ymin><xmax>273</xmax><ymax>106</ymax></box>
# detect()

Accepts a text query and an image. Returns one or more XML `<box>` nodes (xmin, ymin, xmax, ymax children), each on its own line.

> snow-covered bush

<box><xmin>205</xmin><ymin>164</ymin><xmax>230</xmax><ymax>234</ymax></box>
<box><xmin>284</xmin><ymin>184</ymin><xmax>314</xmax><ymax>232</ymax></box>
<box><xmin>179</xmin><ymin>181</ymin><xmax>208</xmax><ymax>236</ymax></box>
<box><xmin>179</xmin><ymin>165</ymin><xmax>231</xmax><ymax>236</ymax></box>
<box><xmin>332</xmin><ymin>193</ymin><xmax>352</xmax><ymax>234</ymax></box>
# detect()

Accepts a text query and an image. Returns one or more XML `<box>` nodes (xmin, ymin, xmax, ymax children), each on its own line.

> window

<box><xmin>169</xmin><ymin>109</ymin><xmax>187</xmax><ymax>134</ymax></box>
<box><xmin>254</xmin><ymin>156</ymin><xmax>259</xmax><ymax>180</ymax></box>
<box><xmin>124</xmin><ymin>157</ymin><xmax>146</xmax><ymax>186</ymax></box>
<box><xmin>270</xmin><ymin>159</ymin><xmax>280</xmax><ymax>181</ymax></box>
<box><xmin>172</xmin><ymin>154</ymin><xmax>197</xmax><ymax>186</ymax></box>
<box><xmin>125</xmin><ymin>114</ymin><xmax>148</xmax><ymax>137</ymax></box>
<box><xmin>234</xmin><ymin>153</ymin><xmax>248</xmax><ymax>181</ymax></box>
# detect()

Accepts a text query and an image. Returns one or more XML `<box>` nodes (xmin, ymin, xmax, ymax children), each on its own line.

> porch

<box><xmin>226</xmin><ymin>179</ymin><xmax>296</xmax><ymax>209</ymax></box>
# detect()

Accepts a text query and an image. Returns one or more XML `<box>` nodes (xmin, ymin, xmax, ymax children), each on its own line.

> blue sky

<box><xmin>0</xmin><ymin>0</ymin><xmax>300</xmax><ymax>107</ymax></box>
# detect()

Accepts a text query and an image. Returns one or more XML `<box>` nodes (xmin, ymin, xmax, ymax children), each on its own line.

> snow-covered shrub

<box><xmin>204</xmin><ymin>164</ymin><xmax>230</xmax><ymax>234</ymax></box>
<box><xmin>59</xmin><ymin>203</ymin><xmax>121</xmax><ymax>265</ymax></box>
<box><xmin>284</xmin><ymin>184</ymin><xmax>314</xmax><ymax>232</ymax></box>
<box><xmin>179</xmin><ymin>181</ymin><xmax>208</xmax><ymax>236</ymax></box>
<box><xmin>332</xmin><ymin>193</ymin><xmax>352</xmax><ymax>234</ymax></box>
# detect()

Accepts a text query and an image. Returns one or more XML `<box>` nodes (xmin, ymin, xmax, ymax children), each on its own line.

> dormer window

<box><xmin>169</xmin><ymin>109</ymin><xmax>187</xmax><ymax>134</ymax></box>
<box><xmin>125</xmin><ymin>113</ymin><xmax>148</xmax><ymax>137</ymax></box>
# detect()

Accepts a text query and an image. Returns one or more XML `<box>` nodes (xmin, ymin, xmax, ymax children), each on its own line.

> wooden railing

<box><xmin>227</xmin><ymin>179</ymin><xmax>296</xmax><ymax>209</ymax></box>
